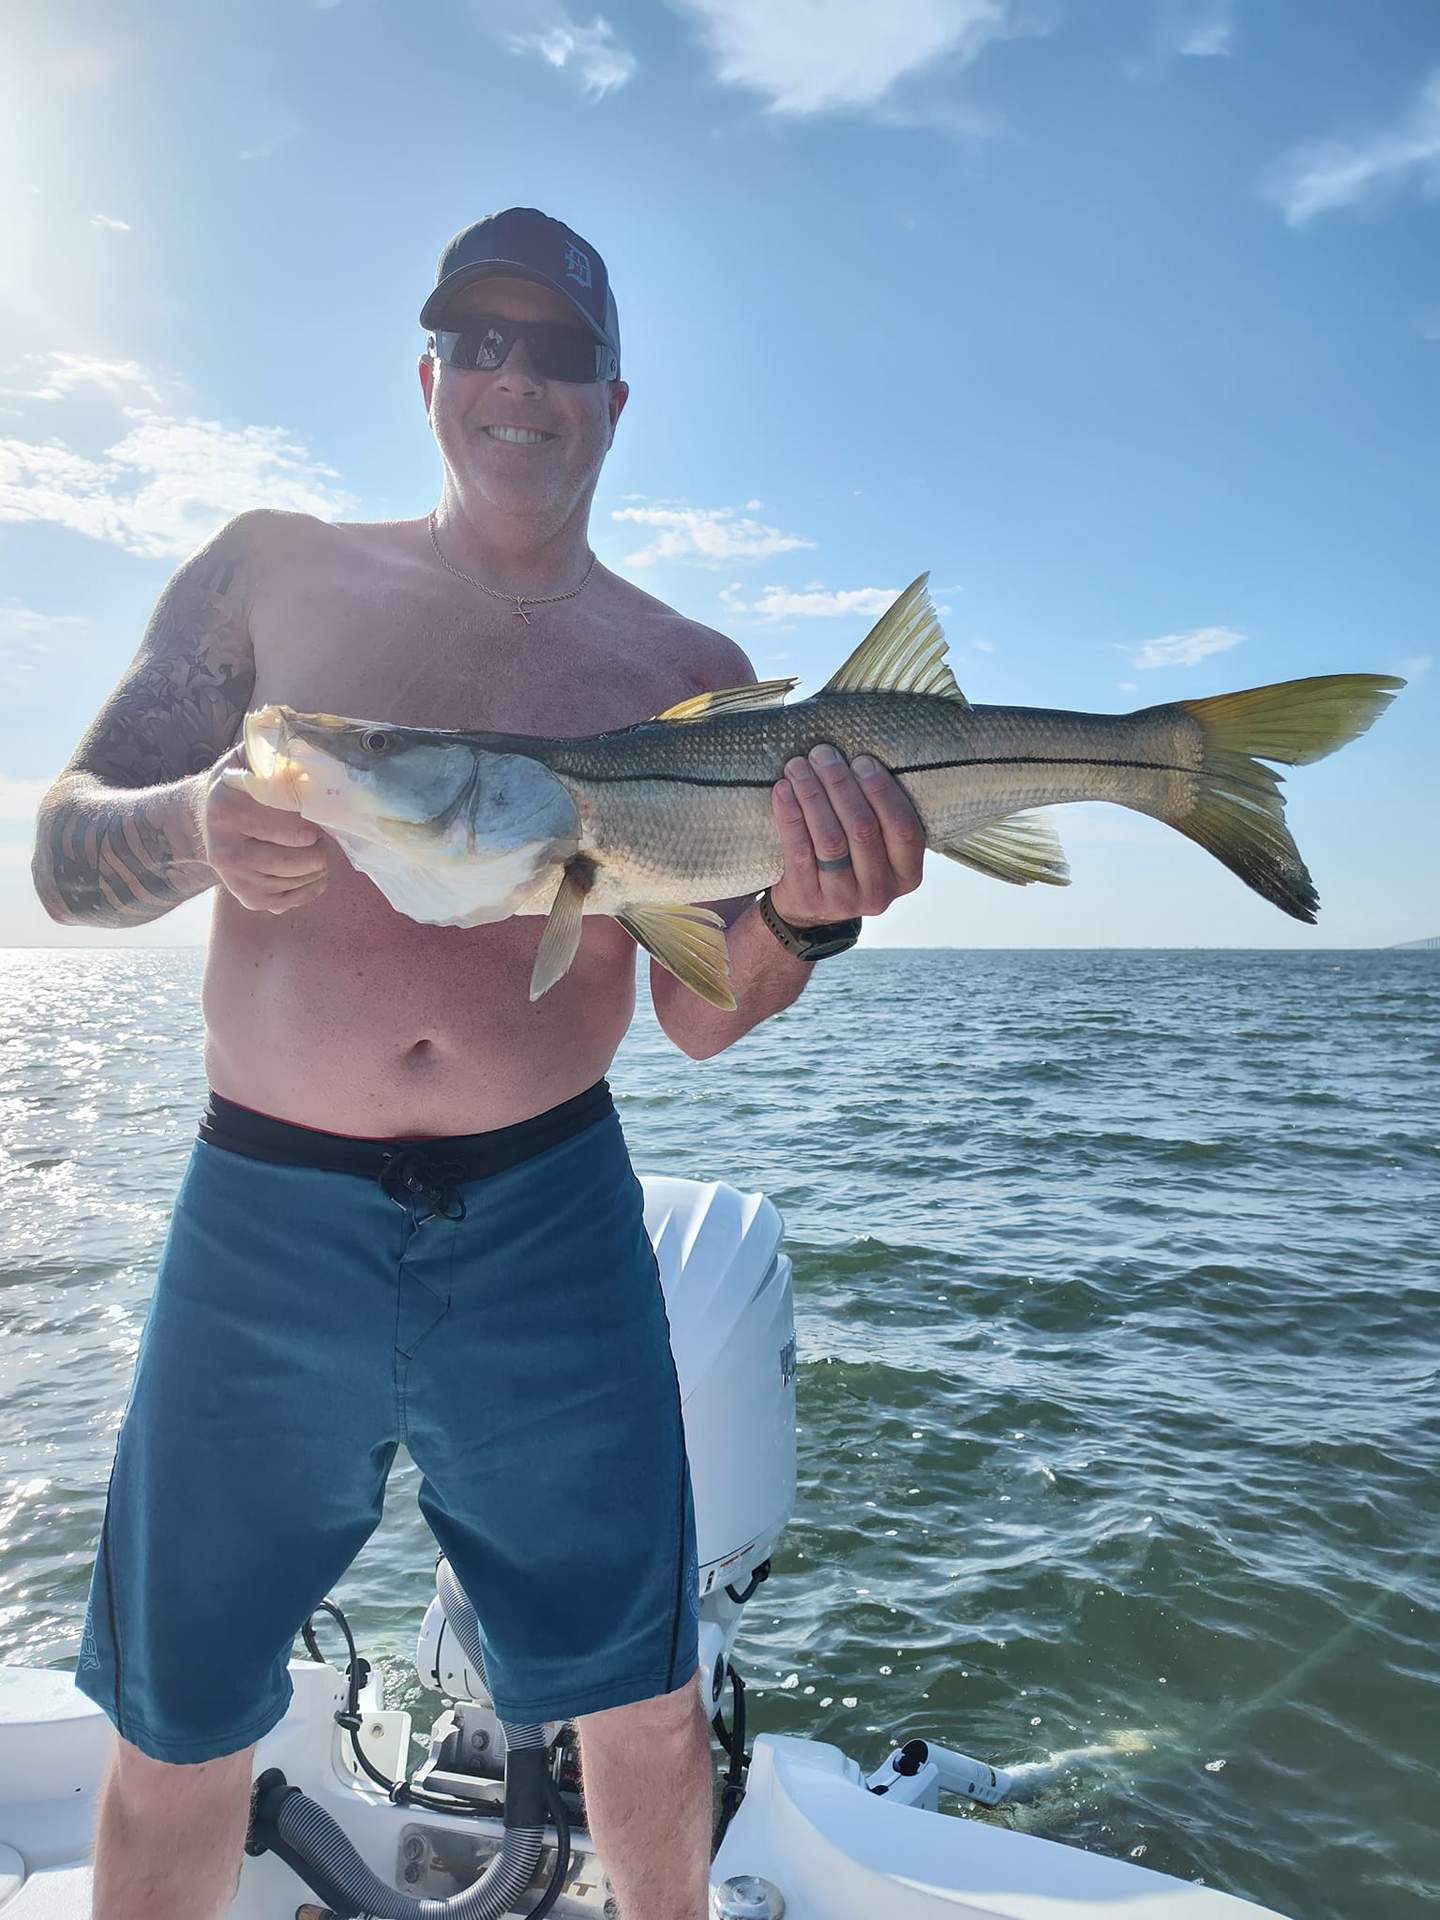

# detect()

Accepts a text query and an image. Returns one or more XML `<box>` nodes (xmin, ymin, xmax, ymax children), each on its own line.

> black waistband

<box><xmin>198</xmin><ymin>1080</ymin><xmax>614</xmax><ymax>1218</ymax></box>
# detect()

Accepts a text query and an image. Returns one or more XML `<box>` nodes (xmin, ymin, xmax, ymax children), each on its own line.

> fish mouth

<box><xmin>243</xmin><ymin>704</ymin><xmax>318</xmax><ymax>809</ymax></box>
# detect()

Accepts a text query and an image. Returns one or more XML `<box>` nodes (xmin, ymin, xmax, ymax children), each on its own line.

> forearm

<box><xmin>32</xmin><ymin>773</ymin><xmax>217</xmax><ymax>928</ymax></box>
<box><xmin>651</xmin><ymin>897</ymin><xmax>817</xmax><ymax>1060</ymax></box>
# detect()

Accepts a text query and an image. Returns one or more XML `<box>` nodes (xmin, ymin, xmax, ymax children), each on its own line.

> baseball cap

<box><xmin>420</xmin><ymin>208</ymin><xmax>621</xmax><ymax>379</ymax></box>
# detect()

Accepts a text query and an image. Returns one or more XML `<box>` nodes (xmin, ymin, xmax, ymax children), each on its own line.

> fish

<box><xmin>235</xmin><ymin>575</ymin><xmax>1403</xmax><ymax>1010</ymax></box>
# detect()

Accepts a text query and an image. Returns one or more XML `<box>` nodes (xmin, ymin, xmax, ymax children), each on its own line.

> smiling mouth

<box><xmin>484</xmin><ymin>425</ymin><xmax>556</xmax><ymax>445</ymax></box>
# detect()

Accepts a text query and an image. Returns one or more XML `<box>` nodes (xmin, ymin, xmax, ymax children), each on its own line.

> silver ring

<box><xmin>815</xmin><ymin>854</ymin><xmax>853</xmax><ymax>871</ymax></box>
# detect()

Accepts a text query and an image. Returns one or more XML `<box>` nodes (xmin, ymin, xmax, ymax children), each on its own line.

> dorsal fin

<box><xmin>821</xmin><ymin>574</ymin><xmax>966</xmax><ymax>703</ymax></box>
<box><xmin>651</xmin><ymin>677</ymin><xmax>798</xmax><ymax>724</ymax></box>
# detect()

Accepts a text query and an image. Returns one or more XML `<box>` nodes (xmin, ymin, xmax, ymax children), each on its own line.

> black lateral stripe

<box><xmin>562</xmin><ymin>755</ymin><xmax>1192</xmax><ymax>790</ymax></box>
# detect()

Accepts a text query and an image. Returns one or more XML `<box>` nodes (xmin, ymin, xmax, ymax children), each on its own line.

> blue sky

<box><xmin>2</xmin><ymin>0</ymin><xmax>1436</xmax><ymax>949</ymax></box>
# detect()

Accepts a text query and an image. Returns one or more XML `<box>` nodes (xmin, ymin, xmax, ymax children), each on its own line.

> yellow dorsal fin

<box><xmin>651</xmin><ymin>678</ymin><xmax>798</xmax><ymax>724</ymax></box>
<box><xmin>821</xmin><ymin>574</ymin><xmax>966</xmax><ymax>703</ymax></box>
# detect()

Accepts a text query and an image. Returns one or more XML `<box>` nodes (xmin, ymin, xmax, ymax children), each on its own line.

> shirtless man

<box><xmin>32</xmin><ymin>208</ymin><xmax>924</xmax><ymax>1920</ymax></box>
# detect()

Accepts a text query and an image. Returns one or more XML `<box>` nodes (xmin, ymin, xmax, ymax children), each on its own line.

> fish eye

<box><xmin>360</xmin><ymin>728</ymin><xmax>390</xmax><ymax>754</ymax></box>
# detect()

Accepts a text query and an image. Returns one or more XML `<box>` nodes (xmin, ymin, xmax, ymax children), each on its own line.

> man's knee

<box><xmin>576</xmin><ymin>1673</ymin><xmax>703</xmax><ymax>1745</ymax></box>
<box><xmin>106</xmin><ymin>1730</ymin><xmax>258</xmax><ymax>1808</ymax></box>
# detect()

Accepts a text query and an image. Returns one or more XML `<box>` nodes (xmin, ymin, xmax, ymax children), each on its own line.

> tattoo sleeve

<box><xmin>32</xmin><ymin>517</ymin><xmax>260</xmax><ymax>928</ymax></box>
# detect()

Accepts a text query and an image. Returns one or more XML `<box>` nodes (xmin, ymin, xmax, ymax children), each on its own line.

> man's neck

<box><xmin>429</xmin><ymin>498</ymin><xmax>595</xmax><ymax>603</ymax></box>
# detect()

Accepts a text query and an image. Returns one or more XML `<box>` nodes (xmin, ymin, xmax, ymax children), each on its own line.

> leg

<box><xmin>577</xmin><ymin>1678</ymin><xmax>713</xmax><ymax>1920</ymax></box>
<box><xmin>92</xmin><ymin>1732</ymin><xmax>257</xmax><ymax>1920</ymax></box>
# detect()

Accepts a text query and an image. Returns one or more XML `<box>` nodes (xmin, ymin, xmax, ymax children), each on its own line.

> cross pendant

<box><xmin>513</xmin><ymin>598</ymin><xmax>531</xmax><ymax>625</ymax></box>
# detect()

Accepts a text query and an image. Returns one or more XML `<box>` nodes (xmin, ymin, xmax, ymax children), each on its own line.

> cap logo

<box><xmin>563</xmin><ymin>242</ymin><xmax>593</xmax><ymax>290</ymax></box>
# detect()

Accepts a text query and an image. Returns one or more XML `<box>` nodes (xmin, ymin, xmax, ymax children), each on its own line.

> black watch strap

<box><xmin>757</xmin><ymin>889</ymin><xmax>862</xmax><ymax>963</ymax></box>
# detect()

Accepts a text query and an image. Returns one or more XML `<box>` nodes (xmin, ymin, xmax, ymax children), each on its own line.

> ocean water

<box><xmin>1</xmin><ymin>946</ymin><xmax>1436</xmax><ymax>1919</ymax></box>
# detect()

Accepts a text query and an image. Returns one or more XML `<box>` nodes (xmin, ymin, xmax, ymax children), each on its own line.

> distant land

<box><xmin>1388</xmin><ymin>936</ymin><xmax>1440</xmax><ymax>950</ymax></box>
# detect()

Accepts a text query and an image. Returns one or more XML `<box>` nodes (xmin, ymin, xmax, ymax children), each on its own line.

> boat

<box><xmin>0</xmin><ymin>1175</ymin><xmax>1292</xmax><ymax>1918</ymax></box>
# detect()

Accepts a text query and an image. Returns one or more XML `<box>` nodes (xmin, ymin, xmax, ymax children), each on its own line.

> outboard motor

<box><xmin>246</xmin><ymin>1177</ymin><xmax>796</xmax><ymax>1918</ymax></box>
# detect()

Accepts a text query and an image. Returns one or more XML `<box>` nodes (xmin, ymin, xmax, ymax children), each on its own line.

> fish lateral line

<box><xmin>559</xmin><ymin>754</ymin><xmax>1197</xmax><ymax>790</ymax></box>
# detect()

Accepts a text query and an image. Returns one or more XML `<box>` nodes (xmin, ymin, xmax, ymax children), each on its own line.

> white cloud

<box><xmin>1131</xmin><ymin>625</ymin><xmax>1244</xmax><ymax>670</ymax></box>
<box><xmin>240</xmin><ymin>121</ymin><xmax>302</xmax><ymax>162</ymax></box>
<box><xmin>0</xmin><ymin>603</ymin><xmax>86</xmax><ymax>692</ymax></box>
<box><xmin>974</xmin><ymin>637</ymin><xmax>995</xmax><ymax>652</ymax></box>
<box><xmin>0</xmin><ymin>776</ymin><xmax>49</xmax><ymax>824</ymax></box>
<box><xmin>668</xmin><ymin>0</ymin><xmax>1029</xmax><ymax>115</ymax></box>
<box><xmin>1175</xmin><ymin>2</ymin><xmax>1233</xmax><ymax>57</ymax></box>
<box><xmin>1260</xmin><ymin>66</ymin><xmax>1440</xmax><ymax>228</ymax></box>
<box><xmin>720</xmin><ymin>582</ymin><xmax>900</xmax><ymax>619</ymax></box>
<box><xmin>91</xmin><ymin>214</ymin><xmax>131</xmax><ymax>233</ymax></box>
<box><xmin>6</xmin><ymin>352</ymin><xmax>167</xmax><ymax>407</ymax></box>
<box><xmin>505</xmin><ymin>8</ymin><xmax>637</xmax><ymax>97</ymax></box>
<box><xmin>0</xmin><ymin>410</ymin><xmax>357</xmax><ymax>560</ymax></box>
<box><xmin>612</xmin><ymin>501</ymin><xmax>814</xmax><ymax>567</ymax></box>
<box><xmin>1397</xmin><ymin>652</ymin><xmax>1432</xmax><ymax>683</ymax></box>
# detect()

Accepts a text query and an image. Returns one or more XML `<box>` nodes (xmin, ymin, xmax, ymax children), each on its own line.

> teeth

<box><xmin>486</xmin><ymin>426</ymin><xmax>551</xmax><ymax>444</ymax></box>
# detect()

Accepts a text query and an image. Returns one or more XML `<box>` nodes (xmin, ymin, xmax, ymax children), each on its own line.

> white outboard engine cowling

<box><xmin>643</xmin><ymin>1176</ymin><xmax>796</xmax><ymax>1597</ymax></box>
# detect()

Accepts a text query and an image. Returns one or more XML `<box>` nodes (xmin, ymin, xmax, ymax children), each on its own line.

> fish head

<box><xmin>242</xmin><ymin>705</ymin><xmax>579</xmax><ymax>861</ymax></box>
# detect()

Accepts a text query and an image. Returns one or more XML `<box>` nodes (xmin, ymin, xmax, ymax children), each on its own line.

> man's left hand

<box><xmin>768</xmin><ymin>744</ymin><xmax>924</xmax><ymax>928</ymax></box>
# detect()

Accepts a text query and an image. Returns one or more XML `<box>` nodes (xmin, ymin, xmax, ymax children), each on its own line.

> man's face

<box><xmin>419</xmin><ymin>276</ymin><xmax>627</xmax><ymax>528</ymax></box>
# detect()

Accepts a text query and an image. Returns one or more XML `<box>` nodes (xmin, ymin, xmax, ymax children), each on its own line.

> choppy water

<box><xmin>2</xmin><ymin>947</ymin><xmax>1437</xmax><ymax>1918</ymax></box>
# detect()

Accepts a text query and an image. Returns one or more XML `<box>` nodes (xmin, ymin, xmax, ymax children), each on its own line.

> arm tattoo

<box><xmin>33</xmin><ymin>521</ymin><xmax>260</xmax><ymax>927</ymax></box>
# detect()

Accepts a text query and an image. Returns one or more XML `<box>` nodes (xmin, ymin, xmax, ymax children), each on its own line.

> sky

<box><xmin>1</xmin><ymin>0</ymin><xmax>1436</xmax><ymax>951</ymax></box>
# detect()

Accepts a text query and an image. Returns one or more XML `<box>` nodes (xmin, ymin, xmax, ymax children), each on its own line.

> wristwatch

<box><xmin>757</xmin><ymin>889</ymin><xmax>862</xmax><ymax>963</ymax></box>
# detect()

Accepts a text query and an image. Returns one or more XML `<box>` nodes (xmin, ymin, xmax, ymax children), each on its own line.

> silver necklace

<box><xmin>427</xmin><ymin>512</ymin><xmax>597</xmax><ymax>627</ymax></box>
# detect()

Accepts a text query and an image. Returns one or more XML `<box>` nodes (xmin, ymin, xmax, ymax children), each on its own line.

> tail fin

<box><xmin>1173</xmin><ymin>674</ymin><xmax>1403</xmax><ymax>922</ymax></box>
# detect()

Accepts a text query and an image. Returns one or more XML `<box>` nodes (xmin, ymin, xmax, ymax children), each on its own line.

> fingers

<box><xmin>260</xmin><ymin>875</ymin><xmax>328</xmax><ymax>915</ymax></box>
<box><xmin>214</xmin><ymin>770</ymin><xmax>320</xmax><ymax>846</ymax></box>
<box><xmin>850</xmin><ymin>755</ymin><xmax>925</xmax><ymax>893</ymax></box>
<box><xmin>770</xmin><ymin>746</ymin><xmax>924</xmax><ymax>924</ymax></box>
<box><xmin>801</xmin><ymin>745</ymin><xmax>891</xmax><ymax>912</ymax></box>
<box><xmin>246</xmin><ymin>839</ymin><xmax>329</xmax><ymax>881</ymax></box>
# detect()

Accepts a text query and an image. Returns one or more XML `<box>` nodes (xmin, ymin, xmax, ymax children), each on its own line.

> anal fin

<box><xmin>617</xmin><ymin>903</ymin><xmax>737</xmax><ymax>1010</ymax></box>
<box><xmin>940</xmin><ymin>811</ymin><xmax>1070</xmax><ymax>887</ymax></box>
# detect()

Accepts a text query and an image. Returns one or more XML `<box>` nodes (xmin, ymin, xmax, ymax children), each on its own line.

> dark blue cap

<box><xmin>420</xmin><ymin>208</ymin><xmax>621</xmax><ymax>378</ymax></box>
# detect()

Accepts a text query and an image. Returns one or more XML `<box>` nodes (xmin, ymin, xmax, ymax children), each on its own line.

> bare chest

<box><xmin>249</xmin><ymin>565</ymin><xmax>711</xmax><ymax>741</ymax></box>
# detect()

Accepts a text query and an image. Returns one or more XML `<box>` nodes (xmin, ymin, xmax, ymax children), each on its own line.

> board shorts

<box><xmin>74</xmin><ymin>1080</ymin><xmax>700</xmax><ymax>1765</ymax></box>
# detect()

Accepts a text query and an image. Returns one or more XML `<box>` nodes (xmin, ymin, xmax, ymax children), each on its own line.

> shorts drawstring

<box><xmin>378</xmin><ymin>1147</ymin><xmax>467</xmax><ymax>1221</ymax></box>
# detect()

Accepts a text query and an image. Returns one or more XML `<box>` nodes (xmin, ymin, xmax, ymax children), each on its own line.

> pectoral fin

<box><xmin>616</xmin><ymin>903</ymin><xmax>737</xmax><ymax>1011</ymax></box>
<box><xmin>939</xmin><ymin>811</ymin><xmax>1070</xmax><ymax>886</ymax></box>
<box><xmin>529</xmin><ymin>858</ymin><xmax>595</xmax><ymax>1001</ymax></box>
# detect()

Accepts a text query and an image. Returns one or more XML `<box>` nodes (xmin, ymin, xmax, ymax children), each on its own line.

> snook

<box><xmin>238</xmin><ymin>576</ymin><xmax>1403</xmax><ymax>1009</ymax></box>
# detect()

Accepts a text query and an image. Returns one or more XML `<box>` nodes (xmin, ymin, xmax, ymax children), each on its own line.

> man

<box><xmin>32</xmin><ymin>207</ymin><xmax>924</xmax><ymax>1920</ymax></box>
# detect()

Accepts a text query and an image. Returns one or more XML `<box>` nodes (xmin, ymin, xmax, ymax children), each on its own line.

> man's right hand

<box><xmin>199</xmin><ymin>745</ymin><xmax>329</xmax><ymax>915</ymax></box>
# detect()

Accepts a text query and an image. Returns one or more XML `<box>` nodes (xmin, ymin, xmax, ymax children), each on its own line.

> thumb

<box><xmin>220</xmin><ymin>765</ymin><xmax>276</xmax><ymax>806</ymax></box>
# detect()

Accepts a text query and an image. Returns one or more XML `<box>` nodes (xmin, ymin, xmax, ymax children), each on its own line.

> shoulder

<box><xmin>600</xmin><ymin>569</ymin><xmax>757</xmax><ymax>691</ymax></box>
<box><xmin>216</xmin><ymin>510</ymin><xmax>419</xmax><ymax>605</ymax></box>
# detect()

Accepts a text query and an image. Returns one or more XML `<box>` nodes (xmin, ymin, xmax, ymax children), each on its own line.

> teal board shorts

<box><xmin>74</xmin><ymin>1081</ymin><xmax>699</xmax><ymax>1764</ymax></box>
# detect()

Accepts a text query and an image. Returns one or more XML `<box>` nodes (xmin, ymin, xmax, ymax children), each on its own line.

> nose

<box><xmin>495</xmin><ymin>336</ymin><xmax>545</xmax><ymax>393</ymax></box>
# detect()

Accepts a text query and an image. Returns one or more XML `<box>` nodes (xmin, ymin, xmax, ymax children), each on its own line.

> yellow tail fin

<box><xmin>1173</xmin><ymin>673</ymin><xmax>1403</xmax><ymax>922</ymax></box>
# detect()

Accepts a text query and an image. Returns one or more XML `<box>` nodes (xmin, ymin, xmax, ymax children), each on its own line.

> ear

<box><xmin>419</xmin><ymin>353</ymin><xmax>435</xmax><ymax>412</ymax></box>
<box><xmin>607</xmin><ymin>378</ymin><xmax>629</xmax><ymax>441</ymax></box>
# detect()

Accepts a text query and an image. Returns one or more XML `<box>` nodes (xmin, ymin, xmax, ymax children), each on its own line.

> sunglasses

<box><xmin>429</xmin><ymin>316</ymin><xmax>618</xmax><ymax>384</ymax></box>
